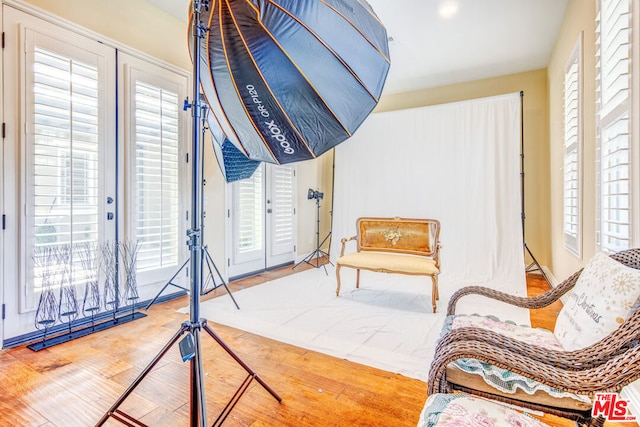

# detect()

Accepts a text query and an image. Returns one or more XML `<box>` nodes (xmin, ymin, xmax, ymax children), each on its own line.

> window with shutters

<box><xmin>563</xmin><ymin>35</ymin><xmax>583</xmax><ymax>257</ymax></box>
<box><xmin>236</xmin><ymin>165</ymin><xmax>264</xmax><ymax>257</ymax></box>
<box><xmin>3</xmin><ymin>6</ymin><xmax>190</xmax><ymax>338</ymax></box>
<box><xmin>227</xmin><ymin>162</ymin><xmax>296</xmax><ymax>278</ymax></box>
<box><xmin>26</xmin><ymin>41</ymin><xmax>107</xmax><ymax>304</ymax></box>
<box><xmin>120</xmin><ymin>55</ymin><xmax>189</xmax><ymax>285</ymax></box>
<box><xmin>269</xmin><ymin>165</ymin><xmax>295</xmax><ymax>256</ymax></box>
<box><xmin>595</xmin><ymin>0</ymin><xmax>637</xmax><ymax>253</ymax></box>
<box><xmin>133</xmin><ymin>82</ymin><xmax>180</xmax><ymax>272</ymax></box>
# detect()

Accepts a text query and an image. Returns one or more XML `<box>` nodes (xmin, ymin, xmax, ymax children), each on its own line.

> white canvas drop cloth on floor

<box><xmin>180</xmin><ymin>266</ymin><xmax>529</xmax><ymax>381</ymax></box>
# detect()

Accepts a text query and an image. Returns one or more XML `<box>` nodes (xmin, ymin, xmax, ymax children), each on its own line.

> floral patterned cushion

<box><xmin>447</xmin><ymin>315</ymin><xmax>563</xmax><ymax>351</ymax></box>
<box><xmin>553</xmin><ymin>251</ymin><xmax>640</xmax><ymax>350</ymax></box>
<box><xmin>444</xmin><ymin>314</ymin><xmax>591</xmax><ymax>404</ymax></box>
<box><xmin>418</xmin><ymin>393</ymin><xmax>550</xmax><ymax>427</ymax></box>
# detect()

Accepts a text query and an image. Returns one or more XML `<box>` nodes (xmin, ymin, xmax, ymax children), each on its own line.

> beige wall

<box><xmin>547</xmin><ymin>0</ymin><xmax>596</xmax><ymax>281</ymax></box>
<box><xmin>21</xmin><ymin>0</ymin><xmax>192</xmax><ymax>71</ymax></box>
<box><xmin>377</xmin><ymin>70</ymin><xmax>552</xmax><ymax>268</ymax></box>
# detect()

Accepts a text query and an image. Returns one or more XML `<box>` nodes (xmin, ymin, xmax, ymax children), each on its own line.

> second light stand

<box><xmin>293</xmin><ymin>190</ymin><xmax>333</xmax><ymax>275</ymax></box>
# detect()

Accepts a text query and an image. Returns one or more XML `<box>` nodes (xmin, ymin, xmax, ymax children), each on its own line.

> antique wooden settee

<box><xmin>335</xmin><ymin>217</ymin><xmax>441</xmax><ymax>312</ymax></box>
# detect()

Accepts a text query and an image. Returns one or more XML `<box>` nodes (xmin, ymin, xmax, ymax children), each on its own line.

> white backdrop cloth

<box><xmin>330</xmin><ymin>92</ymin><xmax>527</xmax><ymax>316</ymax></box>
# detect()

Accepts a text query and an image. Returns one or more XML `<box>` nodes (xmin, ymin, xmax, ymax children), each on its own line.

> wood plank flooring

<box><xmin>0</xmin><ymin>267</ymin><xmax>636</xmax><ymax>426</ymax></box>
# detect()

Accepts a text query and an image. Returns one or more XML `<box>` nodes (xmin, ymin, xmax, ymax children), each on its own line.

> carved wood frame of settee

<box><xmin>335</xmin><ymin>217</ymin><xmax>441</xmax><ymax>312</ymax></box>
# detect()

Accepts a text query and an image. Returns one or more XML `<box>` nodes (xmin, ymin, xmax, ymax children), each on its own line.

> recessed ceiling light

<box><xmin>439</xmin><ymin>0</ymin><xmax>459</xmax><ymax>19</ymax></box>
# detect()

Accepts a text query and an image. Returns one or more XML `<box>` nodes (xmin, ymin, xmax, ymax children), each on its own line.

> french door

<box><xmin>2</xmin><ymin>6</ymin><xmax>117</xmax><ymax>339</ymax></box>
<box><xmin>1</xmin><ymin>5</ymin><xmax>190</xmax><ymax>343</ymax></box>
<box><xmin>227</xmin><ymin>163</ymin><xmax>297</xmax><ymax>279</ymax></box>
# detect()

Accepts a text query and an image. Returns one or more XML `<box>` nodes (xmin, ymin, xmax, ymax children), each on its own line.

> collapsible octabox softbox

<box><xmin>191</xmin><ymin>0</ymin><xmax>390</xmax><ymax>181</ymax></box>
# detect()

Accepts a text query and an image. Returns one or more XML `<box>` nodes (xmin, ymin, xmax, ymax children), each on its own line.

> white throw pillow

<box><xmin>554</xmin><ymin>251</ymin><xmax>640</xmax><ymax>351</ymax></box>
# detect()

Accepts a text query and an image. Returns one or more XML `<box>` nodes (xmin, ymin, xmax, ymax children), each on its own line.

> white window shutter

<box><xmin>120</xmin><ymin>53</ymin><xmax>190</xmax><ymax>286</ymax></box>
<box><xmin>134</xmin><ymin>81</ymin><xmax>181</xmax><ymax>272</ymax></box>
<box><xmin>30</xmin><ymin>45</ymin><xmax>101</xmax><ymax>292</ymax></box>
<box><xmin>563</xmin><ymin>35</ymin><xmax>582</xmax><ymax>257</ymax></box>
<box><xmin>270</xmin><ymin>165</ymin><xmax>295</xmax><ymax>248</ymax></box>
<box><xmin>236</xmin><ymin>165</ymin><xmax>264</xmax><ymax>255</ymax></box>
<box><xmin>596</xmin><ymin>0</ymin><xmax>634</xmax><ymax>253</ymax></box>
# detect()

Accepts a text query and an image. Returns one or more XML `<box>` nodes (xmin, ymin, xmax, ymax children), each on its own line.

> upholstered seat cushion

<box><xmin>336</xmin><ymin>252</ymin><xmax>438</xmax><ymax>275</ymax></box>
<box><xmin>447</xmin><ymin>314</ymin><xmax>563</xmax><ymax>351</ymax></box>
<box><xmin>443</xmin><ymin>314</ymin><xmax>592</xmax><ymax>410</ymax></box>
<box><xmin>418</xmin><ymin>393</ymin><xmax>551</xmax><ymax>427</ymax></box>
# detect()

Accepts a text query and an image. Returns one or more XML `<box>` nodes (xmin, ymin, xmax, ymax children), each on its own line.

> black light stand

<box><xmin>520</xmin><ymin>91</ymin><xmax>550</xmax><ymax>286</ymax></box>
<box><xmin>145</xmin><ymin>105</ymin><xmax>239</xmax><ymax>311</ymax></box>
<box><xmin>96</xmin><ymin>2</ymin><xmax>281</xmax><ymax>425</ymax></box>
<box><xmin>293</xmin><ymin>189</ymin><xmax>333</xmax><ymax>275</ymax></box>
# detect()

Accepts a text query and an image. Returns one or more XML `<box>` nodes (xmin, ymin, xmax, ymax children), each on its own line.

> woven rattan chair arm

<box><xmin>339</xmin><ymin>236</ymin><xmax>357</xmax><ymax>257</ymax></box>
<box><xmin>427</xmin><ymin>338</ymin><xmax>640</xmax><ymax>397</ymax></box>
<box><xmin>446</xmin><ymin>272</ymin><xmax>580</xmax><ymax>316</ymax></box>
<box><xmin>446</xmin><ymin>248</ymin><xmax>640</xmax><ymax>316</ymax></box>
<box><xmin>609</xmin><ymin>248</ymin><xmax>640</xmax><ymax>269</ymax></box>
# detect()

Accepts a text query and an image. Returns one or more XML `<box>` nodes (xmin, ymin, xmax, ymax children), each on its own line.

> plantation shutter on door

<box><xmin>228</xmin><ymin>163</ymin><xmax>296</xmax><ymax>278</ymax></box>
<box><xmin>563</xmin><ymin>36</ymin><xmax>582</xmax><ymax>257</ymax></box>
<box><xmin>121</xmin><ymin>55</ymin><xmax>190</xmax><ymax>286</ymax></box>
<box><xmin>267</xmin><ymin>165</ymin><xmax>296</xmax><ymax>265</ymax></box>
<box><xmin>133</xmin><ymin>81</ymin><xmax>180</xmax><ymax>272</ymax></box>
<box><xmin>23</xmin><ymin>29</ymin><xmax>113</xmax><ymax>311</ymax></box>
<box><xmin>234</xmin><ymin>165</ymin><xmax>265</xmax><ymax>263</ymax></box>
<box><xmin>596</xmin><ymin>0</ymin><xmax>633</xmax><ymax>252</ymax></box>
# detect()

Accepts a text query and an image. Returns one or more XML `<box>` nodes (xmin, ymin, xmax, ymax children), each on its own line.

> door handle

<box><xmin>267</xmin><ymin>208</ymin><xmax>272</xmax><ymax>213</ymax></box>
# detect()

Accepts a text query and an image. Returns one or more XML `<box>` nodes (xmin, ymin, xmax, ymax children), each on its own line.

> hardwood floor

<box><xmin>0</xmin><ymin>268</ymin><xmax>635</xmax><ymax>426</ymax></box>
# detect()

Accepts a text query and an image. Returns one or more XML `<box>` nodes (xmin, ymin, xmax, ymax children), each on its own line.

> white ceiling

<box><xmin>148</xmin><ymin>0</ymin><xmax>568</xmax><ymax>95</ymax></box>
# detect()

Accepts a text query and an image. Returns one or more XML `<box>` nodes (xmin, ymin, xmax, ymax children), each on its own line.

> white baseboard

<box><xmin>528</xmin><ymin>265</ymin><xmax>569</xmax><ymax>304</ymax></box>
<box><xmin>540</xmin><ymin>265</ymin><xmax>558</xmax><ymax>287</ymax></box>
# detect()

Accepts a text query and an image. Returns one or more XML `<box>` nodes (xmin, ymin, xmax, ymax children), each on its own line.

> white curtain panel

<box><xmin>330</xmin><ymin>92</ymin><xmax>527</xmax><ymax>313</ymax></box>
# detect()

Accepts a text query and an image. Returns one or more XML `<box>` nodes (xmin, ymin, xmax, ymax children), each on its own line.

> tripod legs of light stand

<box><xmin>293</xmin><ymin>196</ymin><xmax>333</xmax><ymax>275</ymax></box>
<box><xmin>144</xmin><ymin>246</ymin><xmax>239</xmax><ymax>311</ymax></box>
<box><xmin>144</xmin><ymin>259</ymin><xmax>190</xmax><ymax>310</ymax></box>
<box><xmin>95</xmin><ymin>318</ymin><xmax>282</xmax><ymax>426</ymax></box>
<box><xmin>202</xmin><ymin>246</ymin><xmax>240</xmax><ymax>308</ymax></box>
<box><xmin>293</xmin><ymin>231</ymin><xmax>333</xmax><ymax>275</ymax></box>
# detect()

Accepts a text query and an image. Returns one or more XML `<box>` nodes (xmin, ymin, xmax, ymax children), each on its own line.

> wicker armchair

<box><xmin>427</xmin><ymin>248</ymin><xmax>640</xmax><ymax>427</ymax></box>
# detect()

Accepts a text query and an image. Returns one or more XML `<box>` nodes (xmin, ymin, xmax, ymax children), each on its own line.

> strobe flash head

<box><xmin>307</xmin><ymin>188</ymin><xmax>324</xmax><ymax>200</ymax></box>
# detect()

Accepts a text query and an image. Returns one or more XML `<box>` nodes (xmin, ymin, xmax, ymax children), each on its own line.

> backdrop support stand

<box><xmin>520</xmin><ymin>91</ymin><xmax>550</xmax><ymax>286</ymax></box>
<box><xmin>96</xmin><ymin>3</ymin><xmax>280</xmax><ymax>425</ymax></box>
<box><xmin>294</xmin><ymin>195</ymin><xmax>333</xmax><ymax>275</ymax></box>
